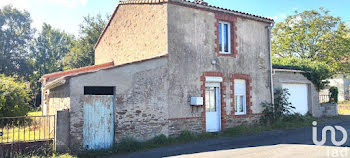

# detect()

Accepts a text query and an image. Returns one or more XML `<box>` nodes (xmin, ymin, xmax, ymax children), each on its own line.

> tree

<box><xmin>62</xmin><ymin>14</ymin><xmax>108</xmax><ymax>70</ymax></box>
<box><xmin>0</xmin><ymin>5</ymin><xmax>34</xmax><ymax>77</ymax></box>
<box><xmin>272</xmin><ymin>8</ymin><xmax>350</xmax><ymax>73</ymax></box>
<box><xmin>273</xmin><ymin>57</ymin><xmax>334</xmax><ymax>90</ymax></box>
<box><xmin>0</xmin><ymin>74</ymin><xmax>31</xmax><ymax>117</ymax></box>
<box><xmin>30</xmin><ymin>23</ymin><xmax>73</xmax><ymax>106</ymax></box>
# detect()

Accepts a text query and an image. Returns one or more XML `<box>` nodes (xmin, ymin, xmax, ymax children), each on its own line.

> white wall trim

<box><xmin>205</xmin><ymin>76</ymin><xmax>223</xmax><ymax>82</ymax></box>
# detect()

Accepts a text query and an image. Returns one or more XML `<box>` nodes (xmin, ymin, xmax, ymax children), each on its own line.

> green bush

<box><xmin>329</xmin><ymin>86</ymin><xmax>338</xmax><ymax>103</ymax></box>
<box><xmin>273</xmin><ymin>57</ymin><xmax>334</xmax><ymax>90</ymax></box>
<box><xmin>0</xmin><ymin>74</ymin><xmax>32</xmax><ymax>117</ymax></box>
<box><xmin>261</xmin><ymin>88</ymin><xmax>295</xmax><ymax>124</ymax></box>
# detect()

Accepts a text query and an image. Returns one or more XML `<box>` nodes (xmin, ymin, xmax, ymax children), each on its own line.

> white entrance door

<box><xmin>83</xmin><ymin>95</ymin><xmax>114</xmax><ymax>150</ymax></box>
<box><xmin>282</xmin><ymin>83</ymin><xmax>308</xmax><ymax>115</ymax></box>
<box><xmin>205</xmin><ymin>83</ymin><xmax>221</xmax><ymax>132</ymax></box>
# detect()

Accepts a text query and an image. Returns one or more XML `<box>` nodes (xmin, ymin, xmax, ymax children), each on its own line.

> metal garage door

<box><xmin>282</xmin><ymin>84</ymin><xmax>308</xmax><ymax>115</ymax></box>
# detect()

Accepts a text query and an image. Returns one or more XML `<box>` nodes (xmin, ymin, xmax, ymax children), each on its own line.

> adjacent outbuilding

<box><xmin>272</xmin><ymin>65</ymin><xmax>322</xmax><ymax>117</ymax></box>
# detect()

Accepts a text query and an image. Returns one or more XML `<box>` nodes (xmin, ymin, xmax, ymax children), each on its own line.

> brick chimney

<box><xmin>194</xmin><ymin>0</ymin><xmax>208</xmax><ymax>6</ymax></box>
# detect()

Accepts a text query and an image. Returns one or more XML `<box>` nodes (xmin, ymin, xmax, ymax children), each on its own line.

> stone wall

<box><xmin>273</xmin><ymin>71</ymin><xmax>321</xmax><ymax>117</ymax></box>
<box><xmin>225</xmin><ymin>114</ymin><xmax>261</xmax><ymax>128</ymax></box>
<box><xmin>168</xmin><ymin>118</ymin><xmax>203</xmax><ymax>136</ymax></box>
<box><xmin>95</xmin><ymin>3</ymin><xmax>168</xmax><ymax>65</ymax></box>
<box><xmin>68</xmin><ymin>57</ymin><xmax>169</xmax><ymax>151</ymax></box>
<box><xmin>320</xmin><ymin>103</ymin><xmax>338</xmax><ymax>117</ymax></box>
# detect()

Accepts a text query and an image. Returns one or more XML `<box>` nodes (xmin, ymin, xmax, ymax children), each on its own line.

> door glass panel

<box><xmin>205</xmin><ymin>87</ymin><xmax>217</xmax><ymax>112</ymax></box>
<box><xmin>210</xmin><ymin>88</ymin><xmax>216</xmax><ymax>112</ymax></box>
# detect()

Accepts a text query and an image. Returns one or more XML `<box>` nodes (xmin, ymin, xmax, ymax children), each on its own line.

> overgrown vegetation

<box><xmin>2</xmin><ymin>142</ymin><xmax>53</xmax><ymax>158</ymax></box>
<box><xmin>272</xmin><ymin>8</ymin><xmax>350</xmax><ymax>74</ymax></box>
<box><xmin>273</xmin><ymin>57</ymin><xmax>334</xmax><ymax>90</ymax></box>
<box><xmin>62</xmin><ymin>14</ymin><xmax>109</xmax><ymax>71</ymax></box>
<box><xmin>329</xmin><ymin>86</ymin><xmax>339</xmax><ymax>103</ymax></box>
<box><xmin>260</xmin><ymin>88</ymin><xmax>295</xmax><ymax>124</ymax></box>
<box><xmin>0</xmin><ymin>4</ymin><xmax>109</xmax><ymax>111</ymax></box>
<box><xmin>0</xmin><ymin>74</ymin><xmax>32</xmax><ymax>117</ymax></box>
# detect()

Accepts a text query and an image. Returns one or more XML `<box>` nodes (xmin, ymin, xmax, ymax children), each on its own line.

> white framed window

<box><xmin>234</xmin><ymin>79</ymin><xmax>246</xmax><ymax>115</ymax></box>
<box><xmin>218</xmin><ymin>21</ymin><xmax>231</xmax><ymax>54</ymax></box>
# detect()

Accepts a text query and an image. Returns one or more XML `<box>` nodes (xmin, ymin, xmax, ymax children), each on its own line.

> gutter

<box><xmin>273</xmin><ymin>69</ymin><xmax>304</xmax><ymax>73</ymax></box>
<box><xmin>266</xmin><ymin>23</ymin><xmax>275</xmax><ymax>104</ymax></box>
<box><xmin>43</xmin><ymin>78</ymin><xmax>66</xmax><ymax>91</ymax></box>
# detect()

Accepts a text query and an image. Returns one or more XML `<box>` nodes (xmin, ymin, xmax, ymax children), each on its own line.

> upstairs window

<box><xmin>219</xmin><ymin>21</ymin><xmax>231</xmax><ymax>54</ymax></box>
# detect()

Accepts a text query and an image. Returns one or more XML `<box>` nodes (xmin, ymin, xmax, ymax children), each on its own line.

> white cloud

<box><xmin>39</xmin><ymin>0</ymin><xmax>88</xmax><ymax>8</ymax></box>
<box><xmin>0</xmin><ymin>0</ymin><xmax>31</xmax><ymax>10</ymax></box>
<box><xmin>280</xmin><ymin>14</ymin><xmax>287</xmax><ymax>19</ymax></box>
<box><xmin>0</xmin><ymin>0</ymin><xmax>42</xmax><ymax>31</ymax></box>
<box><xmin>269</xmin><ymin>13</ymin><xmax>288</xmax><ymax>21</ymax></box>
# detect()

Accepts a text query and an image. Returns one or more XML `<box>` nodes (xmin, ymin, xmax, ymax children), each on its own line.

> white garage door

<box><xmin>282</xmin><ymin>84</ymin><xmax>308</xmax><ymax>115</ymax></box>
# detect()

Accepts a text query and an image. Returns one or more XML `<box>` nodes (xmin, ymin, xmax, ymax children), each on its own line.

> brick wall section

<box><xmin>200</xmin><ymin>72</ymin><xmax>227</xmax><ymax>131</ymax></box>
<box><xmin>215</xmin><ymin>12</ymin><xmax>238</xmax><ymax>57</ymax></box>
<box><xmin>230</xmin><ymin>74</ymin><xmax>253</xmax><ymax>116</ymax></box>
<box><xmin>225</xmin><ymin>114</ymin><xmax>261</xmax><ymax>128</ymax></box>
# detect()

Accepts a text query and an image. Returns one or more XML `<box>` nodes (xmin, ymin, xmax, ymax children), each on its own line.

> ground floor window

<box><xmin>234</xmin><ymin>79</ymin><xmax>246</xmax><ymax>115</ymax></box>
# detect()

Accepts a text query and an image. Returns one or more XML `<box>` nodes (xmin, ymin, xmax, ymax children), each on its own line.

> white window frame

<box><xmin>219</xmin><ymin>21</ymin><xmax>231</xmax><ymax>54</ymax></box>
<box><xmin>234</xmin><ymin>79</ymin><xmax>246</xmax><ymax>115</ymax></box>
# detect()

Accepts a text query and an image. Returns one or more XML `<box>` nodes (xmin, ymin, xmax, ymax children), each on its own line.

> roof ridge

<box><xmin>119</xmin><ymin>0</ymin><xmax>273</xmax><ymax>21</ymax></box>
<box><xmin>94</xmin><ymin>0</ymin><xmax>273</xmax><ymax>49</ymax></box>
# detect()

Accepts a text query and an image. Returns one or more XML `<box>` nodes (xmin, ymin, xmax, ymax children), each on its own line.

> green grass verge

<box><xmin>338</xmin><ymin>101</ymin><xmax>350</xmax><ymax>115</ymax></box>
<box><xmin>28</xmin><ymin>111</ymin><xmax>43</xmax><ymax>116</ymax></box>
<box><xmin>0</xmin><ymin>111</ymin><xmax>53</xmax><ymax>143</ymax></box>
<box><xmin>77</xmin><ymin>114</ymin><xmax>319</xmax><ymax>158</ymax></box>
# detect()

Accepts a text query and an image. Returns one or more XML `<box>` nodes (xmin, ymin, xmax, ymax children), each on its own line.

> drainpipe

<box><xmin>266</xmin><ymin>23</ymin><xmax>275</xmax><ymax>104</ymax></box>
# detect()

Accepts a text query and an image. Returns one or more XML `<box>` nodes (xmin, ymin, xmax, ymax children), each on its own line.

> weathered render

<box><xmin>94</xmin><ymin>3</ymin><xmax>168</xmax><ymax>65</ymax></box>
<box><xmin>273</xmin><ymin>70</ymin><xmax>321</xmax><ymax>117</ymax></box>
<box><xmin>167</xmin><ymin>3</ymin><xmax>272</xmax><ymax>132</ymax></box>
<box><xmin>68</xmin><ymin>57</ymin><xmax>169</xmax><ymax>149</ymax></box>
<box><xmin>44</xmin><ymin>83</ymin><xmax>70</xmax><ymax>116</ymax></box>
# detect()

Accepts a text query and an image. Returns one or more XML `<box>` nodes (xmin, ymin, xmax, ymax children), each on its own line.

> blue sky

<box><xmin>1</xmin><ymin>0</ymin><xmax>349</xmax><ymax>36</ymax></box>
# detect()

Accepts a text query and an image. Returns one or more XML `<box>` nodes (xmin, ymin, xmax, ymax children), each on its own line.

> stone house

<box><xmin>40</xmin><ymin>0</ymin><xmax>279</xmax><ymax>151</ymax></box>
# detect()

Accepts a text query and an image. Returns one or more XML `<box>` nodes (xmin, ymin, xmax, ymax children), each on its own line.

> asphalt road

<box><xmin>114</xmin><ymin>117</ymin><xmax>350</xmax><ymax>158</ymax></box>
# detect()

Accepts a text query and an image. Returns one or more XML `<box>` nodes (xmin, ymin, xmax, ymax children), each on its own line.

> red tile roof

<box><xmin>40</xmin><ymin>61</ymin><xmax>114</xmax><ymax>81</ymax></box>
<box><xmin>41</xmin><ymin>54</ymin><xmax>169</xmax><ymax>83</ymax></box>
